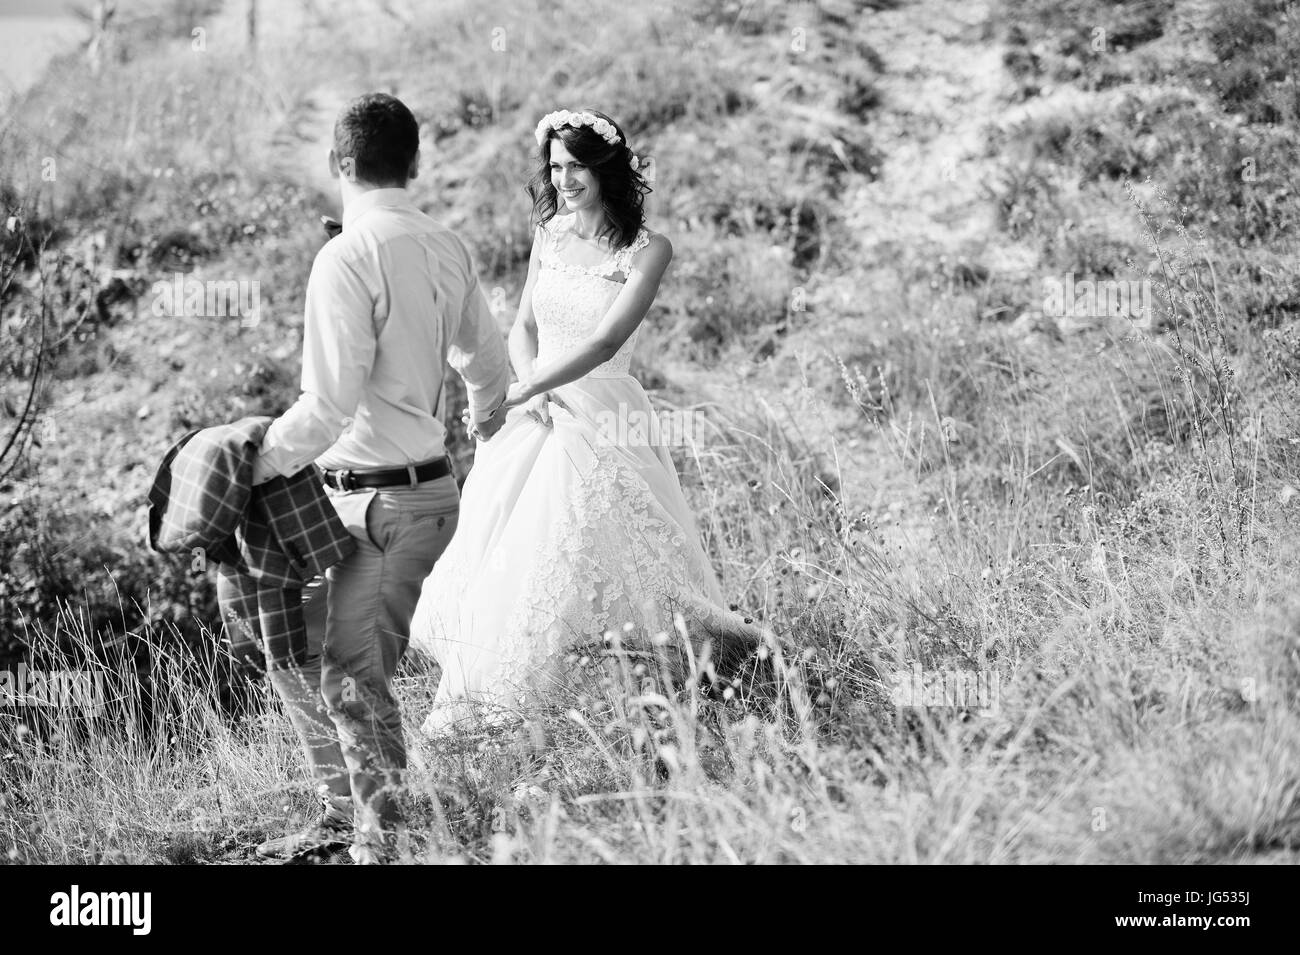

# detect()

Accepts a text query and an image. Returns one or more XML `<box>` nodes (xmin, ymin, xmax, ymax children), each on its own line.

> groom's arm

<box><xmin>252</xmin><ymin>243</ymin><xmax>377</xmax><ymax>483</ymax></box>
<box><xmin>446</xmin><ymin>239</ymin><xmax>509</xmax><ymax>431</ymax></box>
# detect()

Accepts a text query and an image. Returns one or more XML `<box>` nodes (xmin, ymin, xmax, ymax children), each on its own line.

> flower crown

<box><xmin>534</xmin><ymin>109</ymin><xmax>620</xmax><ymax>147</ymax></box>
<box><xmin>534</xmin><ymin>109</ymin><xmax>655</xmax><ymax>182</ymax></box>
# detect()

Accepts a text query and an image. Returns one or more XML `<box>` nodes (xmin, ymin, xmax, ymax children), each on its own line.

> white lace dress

<box><xmin>409</xmin><ymin>215</ymin><xmax>755</xmax><ymax>735</ymax></box>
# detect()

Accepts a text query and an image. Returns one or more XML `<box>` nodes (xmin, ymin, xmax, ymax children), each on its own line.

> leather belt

<box><xmin>320</xmin><ymin>457</ymin><xmax>452</xmax><ymax>492</ymax></box>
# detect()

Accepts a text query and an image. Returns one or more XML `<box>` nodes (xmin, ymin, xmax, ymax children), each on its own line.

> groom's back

<box><xmin>312</xmin><ymin>191</ymin><xmax>507</xmax><ymax>472</ymax></box>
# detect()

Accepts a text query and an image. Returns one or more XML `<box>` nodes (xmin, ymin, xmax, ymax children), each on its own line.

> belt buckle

<box><xmin>338</xmin><ymin>468</ymin><xmax>354</xmax><ymax>491</ymax></box>
<box><xmin>407</xmin><ymin>464</ymin><xmax>418</xmax><ymax>488</ymax></box>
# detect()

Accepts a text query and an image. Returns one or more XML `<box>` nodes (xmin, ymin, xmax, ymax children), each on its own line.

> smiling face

<box><xmin>548</xmin><ymin>138</ymin><xmax>601</xmax><ymax>213</ymax></box>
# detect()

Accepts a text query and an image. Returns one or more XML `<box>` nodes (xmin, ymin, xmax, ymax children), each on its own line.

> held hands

<box><xmin>462</xmin><ymin>404</ymin><xmax>506</xmax><ymax>441</ymax></box>
<box><xmin>466</xmin><ymin>382</ymin><xmax>568</xmax><ymax>439</ymax></box>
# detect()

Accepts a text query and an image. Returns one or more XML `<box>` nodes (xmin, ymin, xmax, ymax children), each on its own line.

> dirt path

<box><xmin>675</xmin><ymin>0</ymin><xmax>1022</xmax><ymax>560</ymax></box>
<box><xmin>846</xmin><ymin>0</ymin><xmax>1032</xmax><ymax>272</ymax></box>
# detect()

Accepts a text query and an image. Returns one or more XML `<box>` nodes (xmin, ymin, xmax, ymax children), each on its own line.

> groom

<box><xmin>251</xmin><ymin>93</ymin><xmax>509</xmax><ymax>863</ymax></box>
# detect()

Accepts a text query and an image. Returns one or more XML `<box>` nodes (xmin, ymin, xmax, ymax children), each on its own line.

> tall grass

<box><xmin>5</xmin><ymin>345</ymin><xmax>1298</xmax><ymax>863</ymax></box>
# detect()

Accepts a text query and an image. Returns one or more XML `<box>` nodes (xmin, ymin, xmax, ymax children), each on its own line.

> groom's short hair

<box><xmin>334</xmin><ymin>93</ymin><xmax>420</xmax><ymax>186</ymax></box>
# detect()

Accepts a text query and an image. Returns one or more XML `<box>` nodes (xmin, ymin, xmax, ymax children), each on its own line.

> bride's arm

<box><xmin>508</xmin><ymin>228</ymin><xmax>545</xmax><ymax>382</ymax></box>
<box><xmin>504</xmin><ymin>233</ymin><xmax>672</xmax><ymax>408</ymax></box>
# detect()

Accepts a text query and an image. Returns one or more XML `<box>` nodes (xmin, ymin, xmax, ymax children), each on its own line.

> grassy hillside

<box><xmin>1</xmin><ymin>0</ymin><xmax>1298</xmax><ymax>863</ymax></box>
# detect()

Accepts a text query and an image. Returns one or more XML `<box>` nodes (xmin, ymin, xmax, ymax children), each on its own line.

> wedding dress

<box><xmin>409</xmin><ymin>214</ymin><xmax>758</xmax><ymax>735</ymax></box>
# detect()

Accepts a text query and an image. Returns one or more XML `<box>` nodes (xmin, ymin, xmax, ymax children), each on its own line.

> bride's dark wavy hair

<box><xmin>527</xmin><ymin>108</ymin><xmax>651</xmax><ymax>250</ymax></box>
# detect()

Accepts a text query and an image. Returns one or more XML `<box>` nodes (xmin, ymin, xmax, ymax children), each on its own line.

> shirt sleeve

<box><xmin>253</xmin><ymin>244</ymin><xmax>377</xmax><ymax>483</ymax></box>
<box><xmin>447</xmin><ymin>240</ymin><xmax>509</xmax><ymax>424</ymax></box>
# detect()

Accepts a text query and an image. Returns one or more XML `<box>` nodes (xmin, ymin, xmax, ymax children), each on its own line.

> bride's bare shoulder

<box><xmin>634</xmin><ymin>227</ymin><xmax>672</xmax><ymax>269</ymax></box>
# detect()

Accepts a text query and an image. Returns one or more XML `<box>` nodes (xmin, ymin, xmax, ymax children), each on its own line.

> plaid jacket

<box><xmin>148</xmin><ymin>416</ymin><xmax>355</xmax><ymax>669</ymax></box>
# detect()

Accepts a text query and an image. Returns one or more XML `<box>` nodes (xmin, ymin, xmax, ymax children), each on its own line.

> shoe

<box><xmin>256</xmin><ymin>810</ymin><xmax>352</xmax><ymax>861</ymax></box>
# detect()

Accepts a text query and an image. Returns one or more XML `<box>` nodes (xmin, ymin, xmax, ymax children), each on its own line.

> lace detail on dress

<box><xmin>533</xmin><ymin>218</ymin><xmax>653</xmax><ymax>378</ymax></box>
<box><xmin>419</xmin><ymin>429</ymin><xmax>759</xmax><ymax>733</ymax></box>
<box><xmin>610</xmin><ymin>227</ymin><xmax>651</xmax><ymax>277</ymax></box>
<box><xmin>483</xmin><ymin>441</ymin><xmax>736</xmax><ymax>711</ymax></box>
<box><xmin>540</xmin><ymin>216</ymin><xmax>650</xmax><ymax>280</ymax></box>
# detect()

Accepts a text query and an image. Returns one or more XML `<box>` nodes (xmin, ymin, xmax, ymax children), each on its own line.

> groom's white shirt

<box><xmin>253</xmin><ymin>188</ymin><xmax>509</xmax><ymax>482</ymax></box>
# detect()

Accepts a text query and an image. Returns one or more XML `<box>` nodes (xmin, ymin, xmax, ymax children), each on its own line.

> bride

<box><xmin>409</xmin><ymin>107</ymin><xmax>761</xmax><ymax>735</ymax></box>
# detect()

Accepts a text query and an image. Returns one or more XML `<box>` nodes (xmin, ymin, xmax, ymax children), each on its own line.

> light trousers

<box><xmin>268</xmin><ymin>475</ymin><xmax>459</xmax><ymax>855</ymax></box>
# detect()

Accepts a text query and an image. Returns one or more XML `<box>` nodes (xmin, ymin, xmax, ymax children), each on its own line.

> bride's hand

<box><xmin>523</xmin><ymin>392</ymin><xmax>551</xmax><ymax>427</ymax></box>
<box><xmin>502</xmin><ymin>381</ymin><xmax>552</xmax><ymax>427</ymax></box>
<box><xmin>500</xmin><ymin>380</ymin><xmax>533</xmax><ymax>411</ymax></box>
